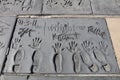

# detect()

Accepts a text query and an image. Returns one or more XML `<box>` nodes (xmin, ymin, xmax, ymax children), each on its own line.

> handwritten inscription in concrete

<box><xmin>0</xmin><ymin>0</ymin><xmax>42</xmax><ymax>15</ymax></box>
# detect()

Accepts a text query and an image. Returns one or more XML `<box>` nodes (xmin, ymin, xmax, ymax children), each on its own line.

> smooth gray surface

<box><xmin>91</xmin><ymin>0</ymin><xmax>120</xmax><ymax>15</ymax></box>
<box><xmin>4</xmin><ymin>18</ymin><xmax>119</xmax><ymax>74</ymax></box>
<box><xmin>29</xmin><ymin>76</ymin><xmax>120</xmax><ymax>80</ymax></box>
<box><xmin>0</xmin><ymin>16</ymin><xmax>16</xmax><ymax>73</ymax></box>
<box><xmin>2</xmin><ymin>75</ymin><xmax>120</xmax><ymax>80</ymax></box>
<box><xmin>42</xmin><ymin>0</ymin><xmax>92</xmax><ymax>14</ymax></box>
<box><xmin>0</xmin><ymin>0</ymin><xmax>43</xmax><ymax>15</ymax></box>
<box><xmin>1</xmin><ymin>75</ymin><xmax>27</xmax><ymax>80</ymax></box>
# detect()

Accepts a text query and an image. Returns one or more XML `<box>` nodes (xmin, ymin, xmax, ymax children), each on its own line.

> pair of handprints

<box><xmin>12</xmin><ymin>37</ymin><xmax>42</xmax><ymax>73</ymax></box>
<box><xmin>52</xmin><ymin>41</ymin><xmax>81</xmax><ymax>73</ymax></box>
<box><xmin>81</xmin><ymin>40</ymin><xmax>111</xmax><ymax>72</ymax></box>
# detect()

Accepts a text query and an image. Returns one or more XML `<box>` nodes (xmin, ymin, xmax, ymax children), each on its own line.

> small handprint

<box><xmin>52</xmin><ymin>42</ymin><xmax>64</xmax><ymax>73</ymax></box>
<box><xmin>12</xmin><ymin>38</ymin><xmax>21</xmax><ymax>50</ymax></box>
<box><xmin>81</xmin><ymin>40</ymin><xmax>94</xmax><ymax>53</ymax></box>
<box><xmin>99</xmin><ymin>41</ymin><xmax>108</xmax><ymax>54</ymax></box>
<box><xmin>0</xmin><ymin>41</ymin><xmax>5</xmax><ymax>50</ymax></box>
<box><xmin>52</xmin><ymin>42</ymin><xmax>64</xmax><ymax>54</ymax></box>
<box><xmin>67</xmin><ymin>41</ymin><xmax>78</xmax><ymax>54</ymax></box>
<box><xmin>29</xmin><ymin>37</ymin><xmax>42</xmax><ymax>49</ymax></box>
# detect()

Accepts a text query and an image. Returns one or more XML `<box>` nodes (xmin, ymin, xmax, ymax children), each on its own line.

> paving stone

<box><xmin>42</xmin><ymin>0</ymin><xmax>92</xmax><ymax>14</ymax></box>
<box><xmin>4</xmin><ymin>18</ymin><xmax>119</xmax><ymax>74</ymax></box>
<box><xmin>2</xmin><ymin>75</ymin><xmax>120</xmax><ymax>80</ymax></box>
<box><xmin>0</xmin><ymin>0</ymin><xmax>43</xmax><ymax>15</ymax></box>
<box><xmin>0</xmin><ymin>16</ymin><xmax>16</xmax><ymax>73</ymax></box>
<box><xmin>91</xmin><ymin>0</ymin><xmax>120</xmax><ymax>15</ymax></box>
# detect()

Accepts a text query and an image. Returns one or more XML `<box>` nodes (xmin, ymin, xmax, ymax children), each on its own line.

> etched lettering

<box><xmin>88</xmin><ymin>26</ymin><xmax>106</xmax><ymax>39</ymax></box>
<box><xmin>18</xmin><ymin>28</ymin><xmax>35</xmax><ymax>37</ymax></box>
<box><xmin>52</xmin><ymin>32</ymin><xmax>80</xmax><ymax>41</ymax></box>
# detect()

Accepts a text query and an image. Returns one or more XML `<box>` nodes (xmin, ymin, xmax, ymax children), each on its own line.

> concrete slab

<box><xmin>4</xmin><ymin>18</ymin><xmax>119</xmax><ymax>74</ymax></box>
<box><xmin>42</xmin><ymin>0</ymin><xmax>92</xmax><ymax>14</ymax></box>
<box><xmin>0</xmin><ymin>0</ymin><xmax>43</xmax><ymax>15</ymax></box>
<box><xmin>0</xmin><ymin>16</ymin><xmax>16</xmax><ymax>73</ymax></box>
<box><xmin>91</xmin><ymin>0</ymin><xmax>120</xmax><ymax>15</ymax></box>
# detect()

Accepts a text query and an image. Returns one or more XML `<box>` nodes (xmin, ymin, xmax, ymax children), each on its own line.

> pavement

<box><xmin>0</xmin><ymin>0</ymin><xmax>120</xmax><ymax>80</ymax></box>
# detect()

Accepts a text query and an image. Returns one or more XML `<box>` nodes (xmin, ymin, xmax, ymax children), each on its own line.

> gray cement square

<box><xmin>4</xmin><ymin>18</ymin><xmax>119</xmax><ymax>74</ymax></box>
<box><xmin>42</xmin><ymin>0</ymin><xmax>92</xmax><ymax>14</ymax></box>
